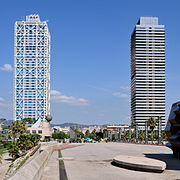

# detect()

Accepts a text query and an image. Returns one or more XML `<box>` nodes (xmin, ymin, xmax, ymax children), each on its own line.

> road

<box><xmin>61</xmin><ymin>142</ymin><xmax>180</xmax><ymax>180</ymax></box>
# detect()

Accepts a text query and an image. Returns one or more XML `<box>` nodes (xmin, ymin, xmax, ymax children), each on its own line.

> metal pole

<box><xmin>158</xmin><ymin>116</ymin><xmax>162</xmax><ymax>145</ymax></box>
<box><xmin>115</xmin><ymin>130</ymin><xmax>117</xmax><ymax>142</ymax></box>
<box><xmin>124</xmin><ymin>128</ymin><xmax>126</xmax><ymax>142</ymax></box>
<box><xmin>136</xmin><ymin>123</ymin><xmax>138</xmax><ymax>143</ymax></box>
<box><xmin>129</xmin><ymin>126</ymin><xmax>131</xmax><ymax>143</ymax></box>
<box><xmin>145</xmin><ymin>121</ymin><xmax>148</xmax><ymax>144</ymax></box>
<box><xmin>120</xmin><ymin>128</ymin><xmax>122</xmax><ymax>142</ymax></box>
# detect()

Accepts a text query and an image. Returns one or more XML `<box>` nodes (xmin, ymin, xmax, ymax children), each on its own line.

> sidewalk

<box><xmin>0</xmin><ymin>153</ymin><xmax>12</xmax><ymax>180</ymax></box>
<box><xmin>41</xmin><ymin>150</ymin><xmax>59</xmax><ymax>180</ymax></box>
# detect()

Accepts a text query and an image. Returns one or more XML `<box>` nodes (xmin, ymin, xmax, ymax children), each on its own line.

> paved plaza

<box><xmin>61</xmin><ymin>142</ymin><xmax>180</xmax><ymax>180</ymax></box>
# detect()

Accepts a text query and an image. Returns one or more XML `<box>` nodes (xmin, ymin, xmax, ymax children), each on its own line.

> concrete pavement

<box><xmin>0</xmin><ymin>153</ymin><xmax>12</xmax><ymax>180</ymax></box>
<box><xmin>61</xmin><ymin>142</ymin><xmax>180</xmax><ymax>180</ymax></box>
<box><xmin>41</xmin><ymin>150</ymin><xmax>59</xmax><ymax>180</ymax></box>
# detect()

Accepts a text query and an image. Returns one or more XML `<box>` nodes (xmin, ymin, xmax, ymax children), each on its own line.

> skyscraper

<box><xmin>14</xmin><ymin>15</ymin><xmax>50</xmax><ymax>126</ymax></box>
<box><xmin>131</xmin><ymin>17</ymin><xmax>165</xmax><ymax>129</ymax></box>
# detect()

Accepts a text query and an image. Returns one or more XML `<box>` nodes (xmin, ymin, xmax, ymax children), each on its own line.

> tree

<box><xmin>17</xmin><ymin>134</ymin><xmax>34</xmax><ymax>153</ymax></box>
<box><xmin>74</xmin><ymin>128</ymin><xmax>80</xmax><ymax>138</ymax></box>
<box><xmin>90</xmin><ymin>129</ymin><xmax>96</xmax><ymax>139</ymax></box>
<box><xmin>52</xmin><ymin>132</ymin><xmax>69</xmax><ymax>140</ymax></box>
<box><xmin>8</xmin><ymin>134</ymin><xmax>41</xmax><ymax>161</ymax></box>
<box><xmin>124</xmin><ymin>131</ymin><xmax>129</xmax><ymax>140</ymax></box>
<box><xmin>8</xmin><ymin>141</ymin><xmax>20</xmax><ymax>161</ymax></box>
<box><xmin>28</xmin><ymin>134</ymin><xmax>41</xmax><ymax>146</ymax></box>
<box><xmin>0</xmin><ymin>155</ymin><xmax>2</xmax><ymax>164</ymax></box>
<box><xmin>131</xmin><ymin>131</ymin><xmax>136</xmax><ymax>141</ymax></box>
<box><xmin>161</xmin><ymin>130</ymin><xmax>167</xmax><ymax>140</ymax></box>
<box><xmin>85</xmin><ymin>130</ymin><xmax>90</xmax><ymax>138</ymax></box>
<box><xmin>96</xmin><ymin>131</ymin><xmax>103</xmax><ymax>139</ymax></box>
<box><xmin>0</xmin><ymin>132</ymin><xmax>4</xmax><ymax>142</ymax></box>
<box><xmin>79</xmin><ymin>132</ymin><xmax>84</xmax><ymax>139</ymax></box>
<box><xmin>9</xmin><ymin>121</ymin><xmax>27</xmax><ymax>141</ymax></box>
<box><xmin>21</xmin><ymin>118</ymin><xmax>38</xmax><ymax>125</ymax></box>
<box><xmin>138</xmin><ymin>130</ymin><xmax>145</xmax><ymax>141</ymax></box>
<box><xmin>147</xmin><ymin>117</ymin><xmax>157</xmax><ymax>143</ymax></box>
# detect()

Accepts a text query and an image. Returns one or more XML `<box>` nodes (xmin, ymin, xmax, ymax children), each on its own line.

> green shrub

<box><xmin>52</xmin><ymin>132</ymin><xmax>69</xmax><ymax>140</ymax></box>
<box><xmin>3</xmin><ymin>141</ymin><xmax>11</xmax><ymax>148</ymax></box>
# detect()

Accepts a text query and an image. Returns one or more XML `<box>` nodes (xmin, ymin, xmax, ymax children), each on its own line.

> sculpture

<box><xmin>165</xmin><ymin>101</ymin><xmax>180</xmax><ymax>158</ymax></box>
<box><xmin>45</xmin><ymin>115</ymin><xmax>52</xmax><ymax>122</ymax></box>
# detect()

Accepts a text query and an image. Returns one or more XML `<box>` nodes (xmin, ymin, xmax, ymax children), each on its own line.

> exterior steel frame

<box><xmin>14</xmin><ymin>15</ymin><xmax>50</xmax><ymax>123</ymax></box>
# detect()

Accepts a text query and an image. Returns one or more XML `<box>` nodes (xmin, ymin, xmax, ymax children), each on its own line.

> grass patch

<box><xmin>15</xmin><ymin>155</ymin><xmax>29</xmax><ymax>171</ymax></box>
<box><xmin>6</xmin><ymin>163</ymin><xmax>13</xmax><ymax>174</ymax></box>
<box><xmin>58</xmin><ymin>150</ymin><xmax>68</xmax><ymax>180</ymax></box>
<box><xmin>60</xmin><ymin>161</ymin><xmax>65</xmax><ymax>169</ymax></box>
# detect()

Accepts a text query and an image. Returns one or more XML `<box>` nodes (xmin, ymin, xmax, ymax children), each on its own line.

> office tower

<box><xmin>14</xmin><ymin>15</ymin><xmax>50</xmax><ymax>126</ymax></box>
<box><xmin>131</xmin><ymin>17</ymin><xmax>165</xmax><ymax>129</ymax></box>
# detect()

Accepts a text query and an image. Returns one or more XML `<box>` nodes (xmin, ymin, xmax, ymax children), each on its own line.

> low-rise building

<box><xmin>27</xmin><ymin>121</ymin><xmax>52</xmax><ymax>139</ymax></box>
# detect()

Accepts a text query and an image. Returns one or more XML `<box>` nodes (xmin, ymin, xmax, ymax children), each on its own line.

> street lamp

<box><xmin>119</xmin><ymin>128</ymin><xmax>122</xmax><ymax>142</ymax></box>
<box><xmin>129</xmin><ymin>126</ymin><xmax>131</xmax><ymax>143</ymax></box>
<box><xmin>136</xmin><ymin>123</ymin><xmax>138</xmax><ymax>143</ymax></box>
<box><xmin>145</xmin><ymin>121</ymin><xmax>148</xmax><ymax>144</ymax></box>
<box><xmin>158</xmin><ymin>116</ymin><xmax>162</xmax><ymax>145</ymax></box>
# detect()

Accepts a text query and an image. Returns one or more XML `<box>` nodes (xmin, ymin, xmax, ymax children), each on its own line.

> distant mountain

<box><xmin>50</xmin><ymin>122</ymin><xmax>105</xmax><ymax>128</ymax></box>
<box><xmin>2</xmin><ymin>120</ymin><xmax>121</xmax><ymax>128</ymax></box>
<box><xmin>3</xmin><ymin>120</ymin><xmax>13</xmax><ymax>126</ymax></box>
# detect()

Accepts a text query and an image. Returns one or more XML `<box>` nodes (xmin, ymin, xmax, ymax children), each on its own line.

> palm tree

<box><xmin>21</xmin><ymin>118</ymin><xmax>38</xmax><ymax>125</ymax></box>
<box><xmin>138</xmin><ymin>130</ymin><xmax>145</xmax><ymax>141</ymax></box>
<box><xmin>85</xmin><ymin>130</ymin><xmax>90</xmax><ymax>138</ymax></box>
<box><xmin>17</xmin><ymin>134</ymin><xmax>34</xmax><ymax>153</ymax></box>
<box><xmin>8</xmin><ymin>141</ymin><xmax>20</xmax><ymax>161</ymax></box>
<box><xmin>74</xmin><ymin>128</ymin><xmax>80</xmax><ymax>138</ymax></box>
<box><xmin>0</xmin><ymin>155</ymin><xmax>2</xmax><ymax>164</ymax></box>
<box><xmin>91</xmin><ymin>129</ymin><xmax>96</xmax><ymax>139</ymax></box>
<box><xmin>9</xmin><ymin>121</ymin><xmax>26</xmax><ymax>141</ymax></box>
<box><xmin>147</xmin><ymin>117</ymin><xmax>157</xmax><ymax>144</ymax></box>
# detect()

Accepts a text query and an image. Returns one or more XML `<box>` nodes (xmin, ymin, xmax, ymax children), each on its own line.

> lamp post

<box><xmin>145</xmin><ymin>121</ymin><xmax>148</xmax><ymax>144</ymax></box>
<box><xmin>119</xmin><ymin>128</ymin><xmax>122</xmax><ymax>142</ymax></box>
<box><xmin>158</xmin><ymin>116</ymin><xmax>162</xmax><ymax>145</ymax></box>
<box><xmin>136</xmin><ymin>123</ymin><xmax>138</xmax><ymax>143</ymax></box>
<box><xmin>129</xmin><ymin>126</ymin><xmax>131</xmax><ymax>143</ymax></box>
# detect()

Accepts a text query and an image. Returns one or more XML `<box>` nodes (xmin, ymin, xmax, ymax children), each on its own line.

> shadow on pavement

<box><xmin>144</xmin><ymin>153</ymin><xmax>180</xmax><ymax>170</ymax></box>
<box><xmin>5</xmin><ymin>158</ymin><xmax>12</xmax><ymax>161</ymax></box>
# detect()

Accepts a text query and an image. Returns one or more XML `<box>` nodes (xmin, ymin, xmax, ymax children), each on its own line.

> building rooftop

<box><xmin>26</xmin><ymin>14</ymin><xmax>40</xmax><ymax>22</ymax></box>
<box><xmin>137</xmin><ymin>17</ymin><xmax>158</xmax><ymax>25</ymax></box>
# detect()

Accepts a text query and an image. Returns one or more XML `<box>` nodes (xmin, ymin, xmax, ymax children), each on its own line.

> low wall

<box><xmin>8</xmin><ymin>146</ymin><xmax>54</xmax><ymax>180</ymax></box>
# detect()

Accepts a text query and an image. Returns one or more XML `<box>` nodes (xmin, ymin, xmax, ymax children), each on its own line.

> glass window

<box><xmin>38</xmin><ymin>130</ymin><xmax>42</xmax><ymax>134</ymax></box>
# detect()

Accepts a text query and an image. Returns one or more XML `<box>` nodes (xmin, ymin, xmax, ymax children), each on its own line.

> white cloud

<box><xmin>0</xmin><ymin>64</ymin><xmax>13</xmax><ymax>72</ymax></box>
<box><xmin>51</xmin><ymin>90</ymin><xmax>89</xmax><ymax>106</ymax></box>
<box><xmin>0</xmin><ymin>97</ymin><xmax>9</xmax><ymax>107</ymax></box>
<box><xmin>50</xmin><ymin>90</ymin><xmax>61</xmax><ymax>95</ymax></box>
<box><xmin>120</xmin><ymin>86</ymin><xmax>130</xmax><ymax>91</ymax></box>
<box><xmin>0</xmin><ymin>97</ymin><xmax>4</xmax><ymax>101</ymax></box>
<box><xmin>0</xmin><ymin>102</ymin><xmax>7</xmax><ymax>107</ymax></box>
<box><xmin>112</xmin><ymin>92</ymin><xmax>129</xmax><ymax>98</ymax></box>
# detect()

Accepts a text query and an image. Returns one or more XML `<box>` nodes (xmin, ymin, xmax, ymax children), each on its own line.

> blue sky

<box><xmin>0</xmin><ymin>0</ymin><xmax>180</xmax><ymax>125</ymax></box>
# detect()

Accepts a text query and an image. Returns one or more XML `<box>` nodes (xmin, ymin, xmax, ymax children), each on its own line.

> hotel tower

<box><xmin>14</xmin><ymin>15</ymin><xmax>50</xmax><ymax>126</ymax></box>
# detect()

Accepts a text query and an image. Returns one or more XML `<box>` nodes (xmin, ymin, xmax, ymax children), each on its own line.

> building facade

<box><xmin>14</xmin><ymin>15</ymin><xmax>50</xmax><ymax>125</ymax></box>
<box><xmin>131</xmin><ymin>17</ymin><xmax>165</xmax><ymax>129</ymax></box>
